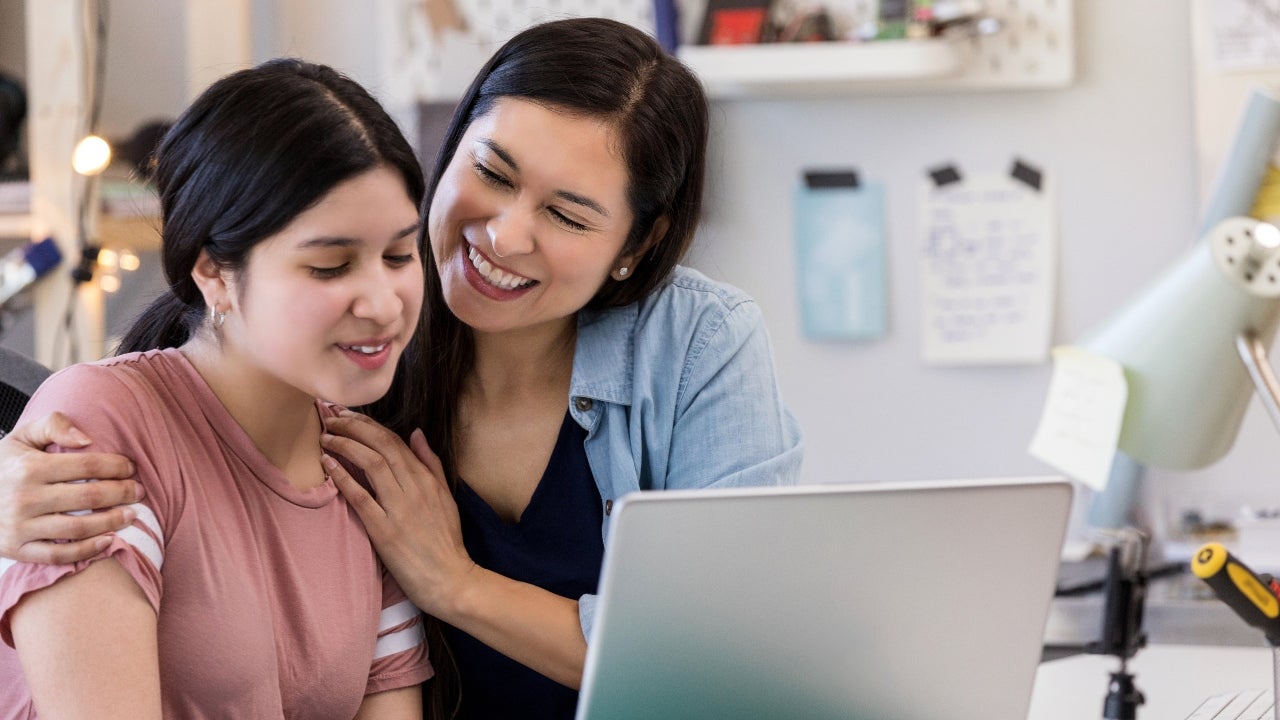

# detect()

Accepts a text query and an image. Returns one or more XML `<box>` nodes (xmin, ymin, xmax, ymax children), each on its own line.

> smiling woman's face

<box><xmin>214</xmin><ymin>165</ymin><xmax>423</xmax><ymax>408</ymax></box>
<box><xmin>427</xmin><ymin>97</ymin><xmax>640</xmax><ymax>339</ymax></box>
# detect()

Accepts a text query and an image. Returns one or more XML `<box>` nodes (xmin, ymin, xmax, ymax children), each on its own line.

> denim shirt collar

<box><xmin>571</xmin><ymin>302</ymin><xmax>637</xmax><ymax>408</ymax></box>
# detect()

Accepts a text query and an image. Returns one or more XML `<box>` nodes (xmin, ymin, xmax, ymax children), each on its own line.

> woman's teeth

<box><xmin>342</xmin><ymin>343</ymin><xmax>387</xmax><ymax>355</ymax></box>
<box><xmin>469</xmin><ymin>247</ymin><xmax>535</xmax><ymax>290</ymax></box>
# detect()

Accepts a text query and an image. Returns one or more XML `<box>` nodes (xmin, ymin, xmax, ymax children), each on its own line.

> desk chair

<box><xmin>0</xmin><ymin>347</ymin><xmax>49</xmax><ymax>436</ymax></box>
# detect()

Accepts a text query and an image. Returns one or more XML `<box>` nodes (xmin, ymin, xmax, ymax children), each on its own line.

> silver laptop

<box><xmin>576</xmin><ymin>476</ymin><xmax>1073</xmax><ymax>720</ymax></box>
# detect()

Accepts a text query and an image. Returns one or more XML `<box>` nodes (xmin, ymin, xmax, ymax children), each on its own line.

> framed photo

<box><xmin>697</xmin><ymin>0</ymin><xmax>773</xmax><ymax>45</ymax></box>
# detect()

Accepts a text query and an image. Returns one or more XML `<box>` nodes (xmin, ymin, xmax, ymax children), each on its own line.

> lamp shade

<box><xmin>1082</xmin><ymin>218</ymin><xmax>1280</xmax><ymax>469</ymax></box>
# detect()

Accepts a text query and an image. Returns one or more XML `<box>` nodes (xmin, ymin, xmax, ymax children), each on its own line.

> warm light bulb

<box><xmin>119</xmin><ymin>249</ymin><xmax>140</xmax><ymax>272</ymax></box>
<box><xmin>99</xmin><ymin>274</ymin><xmax>120</xmax><ymax>293</ymax></box>
<box><xmin>97</xmin><ymin>248</ymin><xmax>118</xmax><ymax>269</ymax></box>
<box><xmin>72</xmin><ymin>135</ymin><xmax>112</xmax><ymax>176</ymax></box>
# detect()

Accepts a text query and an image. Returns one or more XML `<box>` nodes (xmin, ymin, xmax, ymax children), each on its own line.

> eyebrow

<box><xmin>297</xmin><ymin>222</ymin><xmax>421</xmax><ymax>249</ymax></box>
<box><xmin>477</xmin><ymin>138</ymin><xmax>610</xmax><ymax>219</ymax></box>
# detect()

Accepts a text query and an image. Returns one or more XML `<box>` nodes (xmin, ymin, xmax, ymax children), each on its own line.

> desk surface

<box><xmin>1028</xmin><ymin>645</ymin><xmax>1275</xmax><ymax>719</ymax></box>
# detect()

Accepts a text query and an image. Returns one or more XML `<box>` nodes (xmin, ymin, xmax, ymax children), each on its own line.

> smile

<box><xmin>336</xmin><ymin>339</ymin><xmax>395</xmax><ymax>371</ymax></box>
<box><xmin>338</xmin><ymin>342</ymin><xmax>388</xmax><ymax>355</ymax></box>
<box><xmin>468</xmin><ymin>247</ymin><xmax>536</xmax><ymax>290</ymax></box>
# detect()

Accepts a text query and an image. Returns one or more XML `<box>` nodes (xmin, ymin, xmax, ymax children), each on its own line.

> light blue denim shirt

<box><xmin>569</xmin><ymin>265</ymin><xmax>803</xmax><ymax>638</ymax></box>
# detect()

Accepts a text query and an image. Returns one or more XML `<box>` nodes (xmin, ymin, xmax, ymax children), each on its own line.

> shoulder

<box><xmin>639</xmin><ymin>265</ymin><xmax>758</xmax><ymax>320</ymax></box>
<box><xmin>573</xmin><ymin>268</ymin><xmax>770</xmax><ymax>400</ymax></box>
<box><xmin>634</xmin><ymin>266</ymin><xmax>766</xmax><ymax>357</ymax></box>
<box><xmin>631</xmin><ymin>266</ymin><xmax>763</xmax><ymax>344</ymax></box>
<box><xmin>23</xmin><ymin>350</ymin><xmax>185</xmax><ymax>431</ymax></box>
<box><xmin>31</xmin><ymin>351</ymin><xmax>157</xmax><ymax>403</ymax></box>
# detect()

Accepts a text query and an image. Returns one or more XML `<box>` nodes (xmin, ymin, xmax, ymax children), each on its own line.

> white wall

<box><xmin>687</xmin><ymin>2</ymin><xmax>1280</xmax><ymax>531</ymax></box>
<box><xmin>97</xmin><ymin>0</ymin><xmax>186</xmax><ymax>139</ymax></box>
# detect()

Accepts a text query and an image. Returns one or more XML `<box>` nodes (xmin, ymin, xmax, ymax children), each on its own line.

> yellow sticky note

<box><xmin>1028</xmin><ymin>346</ymin><xmax>1129</xmax><ymax>491</ymax></box>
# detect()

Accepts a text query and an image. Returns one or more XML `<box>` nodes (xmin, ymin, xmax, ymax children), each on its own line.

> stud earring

<box><xmin>617</xmin><ymin>266</ymin><xmax>629</xmax><ymax>277</ymax></box>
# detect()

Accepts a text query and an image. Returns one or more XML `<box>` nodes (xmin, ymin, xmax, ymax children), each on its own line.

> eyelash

<box><xmin>307</xmin><ymin>253</ymin><xmax>416</xmax><ymax>279</ymax></box>
<box><xmin>472</xmin><ymin>161</ymin><xmax>590</xmax><ymax>233</ymax></box>
<box><xmin>309</xmin><ymin>264</ymin><xmax>348</xmax><ymax>279</ymax></box>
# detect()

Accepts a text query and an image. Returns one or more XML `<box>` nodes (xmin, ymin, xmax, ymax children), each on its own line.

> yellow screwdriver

<box><xmin>1191</xmin><ymin>542</ymin><xmax>1280</xmax><ymax>645</ymax></box>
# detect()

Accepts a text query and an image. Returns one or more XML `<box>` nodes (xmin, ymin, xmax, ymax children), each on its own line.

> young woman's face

<box><xmin>427</xmin><ymin>97</ymin><xmax>636</xmax><ymax>337</ymax></box>
<box><xmin>220</xmin><ymin>165</ymin><xmax>423</xmax><ymax>407</ymax></box>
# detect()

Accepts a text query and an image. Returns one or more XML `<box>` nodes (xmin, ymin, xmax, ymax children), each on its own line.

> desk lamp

<box><xmin>1083</xmin><ymin>87</ymin><xmax>1280</xmax><ymax>472</ymax></box>
<box><xmin>1052</xmin><ymin>85</ymin><xmax>1280</xmax><ymax>720</ymax></box>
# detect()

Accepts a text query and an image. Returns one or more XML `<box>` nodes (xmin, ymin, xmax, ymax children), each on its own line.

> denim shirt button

<box><xmin>574</xmin><ymin>396</ymin><xmax>593</xmax><ymax>412</ymax></box>
<box><xmin>604</xmin><ymin>499</ymin><xmax>613</xmax><ymax>515</ymax></box>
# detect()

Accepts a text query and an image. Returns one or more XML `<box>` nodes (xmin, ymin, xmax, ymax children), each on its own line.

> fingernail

<box><xmin>67</xmin><ymin>428</ymin><xmax>92</xmax><ymax>446</ymax></box>
<box><xmin>122</xmin><ymin>507</ymin><xmax>137</xmax><ymax>524</ymax></box>
<box><xmin>94</xmin><ymin>535</ymin><xmax>113</xmax><ymax>553</ymax></box>
<box><xmin>320</xmin><ymin>454</ymin><xmax>337</xmax><ymax>470</ymax></box>
<box><xmin>131</xmin><ymin>481</ymin><xmax>145</xmax><ymax>501</ymax></box>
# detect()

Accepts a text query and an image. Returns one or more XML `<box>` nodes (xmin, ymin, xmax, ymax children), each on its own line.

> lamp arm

<box><xmin>1235</xmin><ymin>330</ymin><xmax>1280</xmax><ymax>433</ymax></box>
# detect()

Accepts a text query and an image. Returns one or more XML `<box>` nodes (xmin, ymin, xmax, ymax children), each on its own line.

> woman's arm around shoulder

<box><xmin>0</xmin><ymin>411</ymin><xmax>140</xmax><ymax>564</ymax></box>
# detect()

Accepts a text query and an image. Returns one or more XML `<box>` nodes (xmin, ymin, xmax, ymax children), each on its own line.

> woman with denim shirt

<box><xmin>0</xmin><ymin>18</ymin><xmax>800</xmax><ymax>719</ymax></box>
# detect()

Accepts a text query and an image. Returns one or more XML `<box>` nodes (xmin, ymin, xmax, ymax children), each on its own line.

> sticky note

<box><xmin>1028</xmin><ymin>346</ymin><xmax>1129</xmax><ymax>491</ymax></box>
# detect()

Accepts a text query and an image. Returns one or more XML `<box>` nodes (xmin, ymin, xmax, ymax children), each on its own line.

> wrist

<box><xmin>426</xmin><ymin>559</ymin><xmax>486</xmax><ymax>625</ymax></box>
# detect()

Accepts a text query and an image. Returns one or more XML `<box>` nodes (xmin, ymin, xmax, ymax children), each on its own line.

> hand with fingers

<box><xmin>321</xmin><ymin>410</ymin><xmax>476</xmax><ymax>617</ymax></box>
<box><xmin>0</xmin><ymin>412</ymin><xmax>140</xmax><ymax>564</ymax></box>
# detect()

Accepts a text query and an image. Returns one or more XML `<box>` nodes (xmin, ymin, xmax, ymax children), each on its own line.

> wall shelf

<box><xmin>387</xmin><ymin>0</ymin><xmax>1072</xmax><ymax>102</ymax></box>
<box><xmin>678</xmin><ymin>41</ymin><xmax>965</xmax><ymax>97</ymax></box>
<box><xmin>675</xmin><ymin>0</ymin><xmax>1075</xmax><ymax>99</ymax></box>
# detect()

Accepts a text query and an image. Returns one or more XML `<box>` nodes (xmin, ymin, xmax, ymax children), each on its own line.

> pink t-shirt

<box><xmin>0</xmin><ymin>349</ymin><xmax>432</xmax><ymax>719</ymax></box>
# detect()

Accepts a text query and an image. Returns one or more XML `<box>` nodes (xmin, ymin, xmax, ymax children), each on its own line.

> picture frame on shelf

<box><xmin>697</xmin><ymin>0</ymin><xmax>774</xmax><ymax>45</ymax></box>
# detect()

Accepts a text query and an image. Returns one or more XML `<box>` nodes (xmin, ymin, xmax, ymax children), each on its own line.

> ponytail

<box><xmin>115</xmin><ymin>293</ymin><xmax>202</xmax><ymax>355</ymax></box>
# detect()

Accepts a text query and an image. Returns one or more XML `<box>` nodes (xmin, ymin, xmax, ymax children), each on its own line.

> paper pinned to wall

<box><xmin>1206</xmin><ymin>0</ymin><xmax>1280</xmax><ymax>72</ymax></box>
<box><xmin>794</xmin><ymin>173</ymin><xmax>887</xmax><ymax>341</ymax></box>
<box><xmin>1028</xmin><ymin>346</ymin><xmax>1129</xmax><ymax>491</ymax></box>
<box><xmin>919</xmin><ymin>165</ymin><xmax>1056</xmax><ymax>365</ymax></box>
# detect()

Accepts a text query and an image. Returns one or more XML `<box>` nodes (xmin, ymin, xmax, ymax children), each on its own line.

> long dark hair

<box><xmin>410</xmin><ymin>15</ymin><xmax>709</xmax><ymax>485</ymax></box>
<box><xmin>116</xmin><ymin>58</ymin><xmax>427</xmax><ymax>436</ymax></box>
<box><xmin>396</xmin><ymin>17</ymin><xmax>710</xmax><ymax>718</ymax></box>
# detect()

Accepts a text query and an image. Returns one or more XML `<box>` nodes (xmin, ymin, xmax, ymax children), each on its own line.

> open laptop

<box><xmin>576</xmin><ymin>476</ymin><xmax>1073</xmax><ymax>720</ymax></box>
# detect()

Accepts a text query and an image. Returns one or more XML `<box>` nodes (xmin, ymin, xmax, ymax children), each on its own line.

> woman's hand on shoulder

<box><xmin>0</xmin><ymin>411</ymin><xmax>140</xmax><ymax>563</ymax></box>
<box><xmin>322</xmin><ymin>411</ymin><xmax>476</xmax><ymax>616</ymax></box>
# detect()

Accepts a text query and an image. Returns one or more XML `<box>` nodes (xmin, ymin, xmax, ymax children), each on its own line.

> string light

<box><xmin>72</xmin><ymin>134</ymin><xmax>111</xmax><ymax>176</ymax></box>
<box><xmin>118</xmin><ymin>249</ymin><xmax>140</xmax><ymax>271</ymax></box>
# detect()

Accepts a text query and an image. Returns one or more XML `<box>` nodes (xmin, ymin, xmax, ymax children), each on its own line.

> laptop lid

<box><xmin>576</xmin><ymin>476</ymin><xmax>1073</xmax><ymax>720</ymax></box>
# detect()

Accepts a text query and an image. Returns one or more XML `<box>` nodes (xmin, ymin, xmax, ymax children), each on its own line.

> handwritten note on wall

<box><xmin>919</xmin><ymin>170</ymin><xmax>1056</xmax><ymax>365</ymax></box>
<box><xmin>1028</xmin><ymin>346</ymin><xmax>1129</xmax><ymax>491</ymax></box>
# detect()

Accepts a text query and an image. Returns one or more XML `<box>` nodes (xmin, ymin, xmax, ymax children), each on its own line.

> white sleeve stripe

<box><xmin>117</xmin><ymin>525</ymin><xmax>164</xmax><ymax>571</ymax></box>
<box><xmin>379</xmin><ymin>599</ymin><xmax>421</xmax><ymax>633</ymax></box>
<box><xmin>126</xmin><ymin>503</ymin><xmax>163</xmax><ymax>549</ymax></box>
<box><xmin>374</xmin><ymin>622</ymin><xmax>425</xmax><ymax>660</ymax></box>
<box><xmin>0</xmin><ymin>502</ymin><xmax>165</xmax><ymax>581</ymax></box>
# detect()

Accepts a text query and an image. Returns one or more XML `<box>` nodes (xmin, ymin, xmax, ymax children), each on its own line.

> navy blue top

<box><xmin>446</xmin><ymin>410</ymin><xmax>604</xmax><ymax>719</ymax></box>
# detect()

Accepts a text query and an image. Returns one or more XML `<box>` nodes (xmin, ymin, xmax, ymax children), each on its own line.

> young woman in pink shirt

<box><xmin>0</xmin><ymin>59</ymin><xmax>433</xmax><ymax>718</ymax></box>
